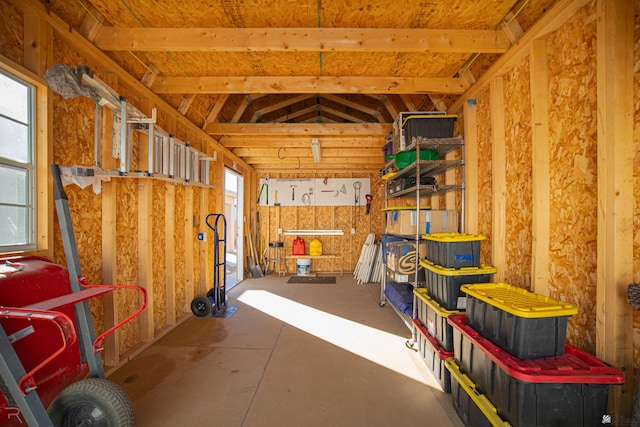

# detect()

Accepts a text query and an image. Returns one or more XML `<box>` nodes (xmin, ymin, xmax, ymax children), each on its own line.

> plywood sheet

<box><xmin>503</xmin><ymin>57</ymin><xmax>533</xmax><ymax>290</ymax></box>
<box><xmin>0</xmin><ymin>1</ymin><xmax>24</xmax><ymax>64</ymax></box>
<box><xmin>174</xmin><ymin>185</ymin><xmax>186</xmax><ymax>318</ymax></box>
<box><xmin>87</xmin><ymin>0</ymin><xmax>318</xmax><ymax>27</ymax></box>
<box><xmin>476</xmin><ymin>89</ymin><xmax>493</xmax><ymax>266</ymax></box>
<box><xmin>152</xmin><ymin>181</ymin><xmax>167</xmax><ymax>331</ymax></box>
<box><xmin>50</xmin><ymin>40</ymin><xmax>107</xmax><ymax>332</ymax></box>
<box><xmin>147</xmin><ymin>51</ymin><xmax>320</xmax><ymax>77</ymax></box>
<box><xmin>322</xmin><ymin>0</ymin><xmax>510</xmax><ymax>29</ymax></box>
<box><xmin>321</xmin><ymin>52</ymin><xmax>466</xmax><ymax>78</ymax></box>
<box><xmin>115</xmin><ymin>179</ymin><xmax>140</xmax><ymax>354</ymax></box>
<box><xmin>192</xmin><ymin>187</ymin><xmax>201</xmax><ymax>291</ymax></box>
<box><xmin>547</xmin><ymin>2</ymin><xmax>597</xmax><ymax>353</ymax></box>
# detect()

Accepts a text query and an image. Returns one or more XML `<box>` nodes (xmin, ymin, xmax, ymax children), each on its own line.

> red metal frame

<box><xmin>0</xmin><ymin>256</ymin><xmax>147</xmax><ymax>425</ymax></box>
<box><xmin>75</xmin><ymin>276</ymin><xmax>148</xmax><ymax>353</ymax></box>
<box><xmin>0</xmin><ymin>308</ymin><xmax>76</xmax><ymax>395</ymax></box>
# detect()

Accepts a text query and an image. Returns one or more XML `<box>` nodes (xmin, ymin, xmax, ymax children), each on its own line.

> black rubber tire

<box><xmin>191</xmin><ymin>296</ymin><xmax>212</xmax><ymax>317</ymax></box>
<box><xmin>48</xmin><ymin>378</ymin><xmax>134</xmax><ymax>427</ymax></box>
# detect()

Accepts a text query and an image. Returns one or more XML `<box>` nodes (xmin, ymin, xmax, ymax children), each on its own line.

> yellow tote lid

<box><xmin>421</xmin><ymin>232</ymin><xmax>486</xmax><ymax>242</ymax></box>
<box><xmin>413</xmin><ymin>288</ymin><xmax>461</xmax><ymax>317</ymax></box>
<box><xmin>382</xmin><ymin>206</ymin><xmax>432</xmax><ymax>212</ymax></box>
<box><xmin>444</xmin><ymin>359</ymin><xmax>513</xmax><ymax>427</ymax></box>
<box><xmin>461</xmin><ymin>283</ymin><xmax>578</xmax><ymax>318</ymax></box>
<box><xmin>420</xmin><ymin>259</ymin><xmax>497</xmax><ymax>276</ymax></box>
<box><xmin>401</xmin><ymin>114</ymin><xmax>458</xmax><ymax>128</ymax></box>
<box><xmin>381</xmin><ymin>172</ymin><xmax>396</xmax><ymax>180</ymax></box>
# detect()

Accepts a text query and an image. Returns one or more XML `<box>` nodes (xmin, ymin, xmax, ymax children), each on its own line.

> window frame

<box><xmin>0</xmin><ymin>57</ymin><xmax>51</xmax><ymax>257</ymax></box>
<box><xmin>0</xmin><ymin>69</ymin><xmax>36</xmax><ymax>252</ymax></box>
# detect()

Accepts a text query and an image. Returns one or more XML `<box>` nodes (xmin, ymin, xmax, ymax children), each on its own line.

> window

<box><xmin>0</xmin><ymin>70</ymin><xmax>35</xmax><ymax>252</ymax></box>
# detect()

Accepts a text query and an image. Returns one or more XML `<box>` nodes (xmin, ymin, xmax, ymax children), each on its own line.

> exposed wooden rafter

<box><xmin>206</xmin><ymin>122</ymin><xmax>391</xmax><ymax>136</ymax></box>
<box><xmin>94</xmin><ymin>27</ymin><xmax>511</xmax><ymax>53</ymax></box>
<box><xmin>153</xmin><ymin>76</ymin><xmax>469</xmax><ymax>95</ymax></box>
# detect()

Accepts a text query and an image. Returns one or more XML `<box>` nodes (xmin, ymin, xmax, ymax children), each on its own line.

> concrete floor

<box><xmin>109</xmin><ymin>274</ymin><xmax>464</xmax><ymax>427</ymax></box>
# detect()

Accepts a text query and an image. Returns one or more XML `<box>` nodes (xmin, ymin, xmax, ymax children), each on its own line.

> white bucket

<box><xmin>296</xmin><ymin>258</ymin><xmax>311</xmax><ymax>276</ymax></box>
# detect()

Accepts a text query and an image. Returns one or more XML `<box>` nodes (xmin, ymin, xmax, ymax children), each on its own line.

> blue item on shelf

<box><xmin>383</xmin><ymin>280</ymin><xmax>414</xmax><ymax>318</ymax></box>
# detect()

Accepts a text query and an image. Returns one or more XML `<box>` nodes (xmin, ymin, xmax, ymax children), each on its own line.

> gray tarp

<box><xmin>44</xmin><ymin>63</ymin><xmax>99</xmax><ymax>101</ymax></box>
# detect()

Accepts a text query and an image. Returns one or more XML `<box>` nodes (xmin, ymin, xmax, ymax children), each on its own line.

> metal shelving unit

<box><xmin>380</xmin><ymin>131</ymin><xmax>465</xmax><ymax>347</ymax></box>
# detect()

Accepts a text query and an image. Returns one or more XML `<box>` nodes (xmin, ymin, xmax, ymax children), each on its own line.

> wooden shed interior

<box><xmin>0</xmin><ymin>0</ymin><xmax>639</xmax><ymax>422</ymax></box>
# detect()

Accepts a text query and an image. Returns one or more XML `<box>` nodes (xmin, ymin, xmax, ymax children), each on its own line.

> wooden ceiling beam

<box><xmin>94</xmin><ymin>27</ymin><xmax>511</xmax><ymax>53</ymax></box>
<box><xmin>252</xmin><ymin>163</ymin><xmax>382</xmax><ymax>172</ymax></box>
<box><xmin>232</xmin><ymin>147</ymin><xmax>382</xmax><ymax>157</ymax></box>
<box><xmin>202</xmin><ymin>94</ymin><xmax>229</xmax><ymax>129</ymax></box>
<box><xmin>252</xmin><ymin>94</ymin><xmax>314</xmax><ymax>122</ymax></box>
<box><xmin>320</xmin><ymin>106</ymin><xmax>366</xmax><ymax>123</ymax></box>
<box><xmin>302</xmin><ymin>116</ymin><xmax>337</xmax><ymax>123</ymax></box>
<box><xmin>220</xmin><ymin>136</ymin><xmax>385</xmax><ymax>148</ymax></box>
<box><xmin>177</xmin><ymin>94</ymin><xmax>196</xmax><ymax>115</ymax></box>
<box><xmin>232</xmin><ymin>94</ymin><xmax>267</xmax><ymax>122</ymax></box>
<box><xmin>321</xmin><ymin>94</ymin><xmax>379</xmax><ymax>116</ymax></box>
<box><xmin>246</xmin><ymin>157</ymin><xmax>383</xmax><ymax>166</ymax></box>
<box><xmin>273</xmin><ymin>105</ymin><xmax>318</xmax><ymax>122</ymax></box>
<box><xmin>154</xmin><ymin>76</ymin><xmax>468</xmax><ymax>95</ymax></box>
<box><xmin>207</xmin><ymin>122</ymin><xmax>391</xmax><ymax>136</ymax></box>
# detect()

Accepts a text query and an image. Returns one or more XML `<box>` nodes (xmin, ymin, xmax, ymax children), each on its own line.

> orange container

<box><xmin>292</xmin><ymin>237</ymin><xmax>305</xmax><ymax>255</ymax></box>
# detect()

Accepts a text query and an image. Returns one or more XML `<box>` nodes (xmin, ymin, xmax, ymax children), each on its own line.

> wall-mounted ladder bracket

<box><xmin>45</xmin><ymin>63</ymin><xmax>215</xmax><ymax>187</ymax></box>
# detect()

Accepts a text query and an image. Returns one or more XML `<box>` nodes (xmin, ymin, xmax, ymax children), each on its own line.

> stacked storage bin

<box><xmin>445</xmin><ymin>283</ymin><xmax>625</xmax><ymax>427</ymax></box>
<box><xmin>413</xmin><ymin>289</ymin><xmax>459</xmax><ymax>392</ymax></box>
<box><xmin>412</xmin><ymin>232</ymin><xmax>496</xmax><ymax>395</ymax></box>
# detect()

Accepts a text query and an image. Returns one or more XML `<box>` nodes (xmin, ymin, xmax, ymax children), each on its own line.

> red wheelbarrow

<box><xmin>0</xmin><ymin>256</ymin><xmax>146</xmax><ymax>426</ymax></box>
<box><xmin>0</xmin><ymin>164</ymin><xmax>148</xmax><ymax>426</ymax></box>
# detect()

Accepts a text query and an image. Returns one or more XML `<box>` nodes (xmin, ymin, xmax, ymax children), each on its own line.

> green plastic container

<box><xmin>394</xmin><ymin>149</ymin><xmax>439</xmax><ymax>170</ymax></box>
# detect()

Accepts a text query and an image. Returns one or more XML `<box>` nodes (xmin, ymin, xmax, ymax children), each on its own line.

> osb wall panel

<box><xmin>115</xmin><ymin>179</ymin><xmax>139</xmax><ymax>354</ymax></box>
<box><xmin>257</xmin><ymin>172</ymin><xmax>380</xmax><ymax>273</ymax></box>
<box><xmin>476</xmin><ymin>90</ymin><xmax>493</xmax><ymax>266</ymax></box>
<box><xmin>632</xmin><ymin>0</ymin><xmax>640</xmax><ymax>377</ymax></box>
<box><xmin>51</xmin><ymin>38</ymin><xmax>106</xmax><ymax>332</ymax></box>
<box><xmin>152</xmin><ymin>181</ymin><xmax>167</xmax><ymax>331</ymax></box>
<box><xmin>0</xmin><ymin>1</ymin><xmax>23</xmax><ymax>64</ymax></box>
<box><xmin>547</xmin><ymin>2</ymin><xmax>597</xmax><ymax>353</ymax></box>
<box><xmin>0</xmin><ymin>10</ymin><xmax>227</xmax><ymax>362</ymax></box>
<box><xmin>174</xmin><ymin>185</ymin><xmax>186</xmax><ymax>318</ymax></box>
<box><xmin>192</xmin><ymin>188</ymin><xmax>201</xmax><ymax>293</ymax></box>
<box><xmin>502</xmin><ymin>57</ymin><xmax>533</xmax><ymax>290</ymax></box>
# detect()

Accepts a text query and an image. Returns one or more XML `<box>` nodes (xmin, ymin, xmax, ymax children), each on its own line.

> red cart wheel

<box><xmin>48</xmin><ymin>378</ymin><xmax>134</xmax><ymax>427</ymax></box>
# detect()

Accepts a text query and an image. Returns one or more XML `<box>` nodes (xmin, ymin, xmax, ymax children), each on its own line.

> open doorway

<box><xmin>224</xmin><ymin>168</ymin><xmax>244</xmax><ymax>289</ymax></box>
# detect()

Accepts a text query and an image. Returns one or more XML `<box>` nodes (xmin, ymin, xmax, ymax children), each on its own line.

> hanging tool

<box><xmin>274</xmin><ymin>190</ymin><xmax>279</xmax><ymax>206</ymax></box>
<box><xmin>365</xmin><ymin>194</ymin><xmax>373</xmax><ymax>215</ymax></box>
<box><xmin>353</xmin><ymin>181</ymin><xmax>362</xmax><ymax>205</ymax></box>
<box><xmin>353</xmin><ymin>180</ymin><xmax>362</xmax><ymax>221</ymax></box>
<box><xmin>257</xmin><ymin>175</ymin><xmax>269</xmax><ymax>204</ymax></box>
<box><xmin>290</xmin><ymin>185</ymin><xmax>297</xmax><ymax>201</ymax></box>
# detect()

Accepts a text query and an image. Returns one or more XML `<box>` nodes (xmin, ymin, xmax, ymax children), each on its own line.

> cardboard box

<box><xmin>385</xmin><ymin>209</ymin><xmax>459</xmax><ymax>236</ymax></box>
<box><xmin>385</xmin><ymin>240</ymin><xmax>426</xmax><ymax>284</ymax></box>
